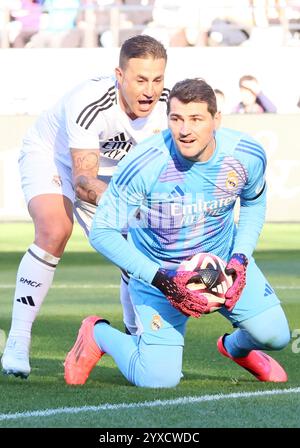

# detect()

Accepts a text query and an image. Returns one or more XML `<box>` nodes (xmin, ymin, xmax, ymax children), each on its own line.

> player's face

<box><xmin>168</xmin><ymin>98</ymin><xmax>221</xmax><ymax>162</ymax></box>
<box><xmin>115</xmin><ymin>57</ymin><xmax>166</xmax><ymax>120</ymax></box>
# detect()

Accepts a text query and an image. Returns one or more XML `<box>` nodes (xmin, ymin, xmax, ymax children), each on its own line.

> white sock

<box><xmin>119</xmin><ymin>273</ymin><xmax>137</xmax><ymax>335</ymax></box>
<box><xmin>8</xmin><ymin>243</ymin><xmax>60</xmax><ymax>340</ymax></box>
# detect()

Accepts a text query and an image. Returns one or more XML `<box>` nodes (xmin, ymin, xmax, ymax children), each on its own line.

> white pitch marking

<box><xmin>0</xmin><ymin>388</ymin><xmax>299</xmax><ymax>421</ymax></box>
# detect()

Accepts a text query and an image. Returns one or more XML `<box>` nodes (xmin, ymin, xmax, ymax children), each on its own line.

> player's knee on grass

<box><xmin>241</xmin><ymin>305</ymin><xmax>291</xmax><ymax>352</ymax></box>
<box><xmin>244</xmin><ymin>307</ymin><xmax>291</xmax><ymax>350</ymax></box>
<box><xmin>133</xmin><ymin>344</ymin><xmax>183</xmax><ymax>388</ymax></box>
<box><xmin>135</xmin><ymin>366</ymin><xmax>182</xmax><ymax>388</ymax></box>
<box><xmin>259</xmin><ymin>328</ymin><xmax>291</xmax><ymax>351</ymax></box>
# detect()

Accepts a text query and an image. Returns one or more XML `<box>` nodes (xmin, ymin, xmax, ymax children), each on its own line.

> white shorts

<box><xmin>19</xmin><ymin>145</ymin><xmax>75</xmax><ymax>205</ymax></box>
<box><xmin>19</xmin><ymin>143</ymin><xmax>112</xmax><ymax>235</ymax></box>
<box><xmin>73</xmin><ymin>199</ymin><xmax>97</xmax><ymax>236</ymax></box>
<box><xmin>73</xmin><ymin>175</ymin><xmax>111</xmax><ymax>236</ymax></box>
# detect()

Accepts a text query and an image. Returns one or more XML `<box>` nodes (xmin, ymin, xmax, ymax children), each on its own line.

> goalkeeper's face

<box><xmin>168</xmin><ymin>98</ymin><xmax>221</xmax><ymax>163</ymax></box>
<box><xmin>115</xmin><ymin>57</ymin><xmax>166</xmax><ymax>120</ymax></box>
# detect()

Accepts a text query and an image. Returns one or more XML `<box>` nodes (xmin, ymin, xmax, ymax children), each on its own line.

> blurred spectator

<box><xmin>142</xmin><ymin>0</ymin><xmax>206</xmax><ymax>47</ymax></box>
<box><xmin>141</xmin><ymin>0</ymin><xmax>185</xmax><ymax>47</ymax></box>
<box><xmin>142</xmin><ymin>0</ymin><xmax>255</xmax><ymax>47</ymax></box>
<box><xmin>9</xmin><ymin>0</ymin><xmax>43</xmax><ymax>48</ymax></box>
<box><xmin>29</xmin><ymin>0</ymin><xmax>83</xmax><ymax>48</ymax></box>
<box><xmin>233</xmin><ymin>75</ymin><xmax>277</xmax><ymax>113</ymax></box>
<box><xmin>198</xmin><ymin>0</ymin><xmax>253</xmax><ymax>47</ymax></box>
<box><xmin>126</xmin><ymin>0</ymin><xmax>154</xmax><ymax>26</ymax></box>
<box><xmin>0</xmin><ymin>1</ymin><xmax>11</xmax><ymax>48</ymax></box>
<box><xmin>208</xmin><ymin>17</ymin><xmax>250</xmax><ymax>46</ymax></box>
<box><xmin>91</xmin><ymin>0</ymin><xmax>114</xmax><ymax>47</ymax></box>
<box><xmin>95</xmin><ymin>0</ymin><xmax>155</xmax><ymax>47</ymax></box>
<box><xmin>118</xmin><ymin>0</ymin><xmax>155</xmax><ymax>44</ymax></box>
<box><xmin>214</xmin><ymin>88</ymin><xmax>226</xmax><ymax>113</ymax></box>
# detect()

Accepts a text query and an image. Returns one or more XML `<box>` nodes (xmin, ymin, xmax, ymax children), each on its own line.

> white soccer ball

<box><xmin>178</xmin><ymin>252</ymin><xmax>233</xmax><ymax>314</ymax></box>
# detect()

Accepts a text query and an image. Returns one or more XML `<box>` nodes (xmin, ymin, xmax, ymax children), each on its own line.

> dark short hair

<box><xmin>119</xmin><ymin>35</ymin><xmax>167</xmax><ymax>68</ymax></box>
<box><xmin>167</xmin><ymin>78</ymin><xmax>217</xmax><ymax>116</ymax></box>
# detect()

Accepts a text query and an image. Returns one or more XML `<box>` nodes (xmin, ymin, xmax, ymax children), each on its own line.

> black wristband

<box><xmin>151</xmin><ymin>268</ymin><xmax>182</xmax><ymax>302</ymax></box>
<box><xmin>151</xmin><ymin>269</ymin><xmax>167</xmax><ymax>288</ymax></box>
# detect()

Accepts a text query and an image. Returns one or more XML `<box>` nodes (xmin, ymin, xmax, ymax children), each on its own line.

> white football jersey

<box><xmin>24</xmin><ymin>75</ymin><xmax>169</xmax><ymax>176</ymax></box>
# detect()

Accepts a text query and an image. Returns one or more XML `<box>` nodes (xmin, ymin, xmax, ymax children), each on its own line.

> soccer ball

<box><xmin>178</xmin><ymin>252</ymin><xmax>233</xmax><ymax>314</ymax></box>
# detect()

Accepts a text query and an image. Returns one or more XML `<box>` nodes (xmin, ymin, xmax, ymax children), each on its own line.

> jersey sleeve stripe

<box><xmin>116</xmin><ymin>146</ymin><xmax>157</xmax><ymax>185</ymax></box>
<box><xmin>76</xmin><ymin>86</ymin><xmax>115</xmax><ymax>126</ymax></box>
<box><xmin>84</xmin><ymin>101</ymin><xmax>116</xmax><ymax>129</ymax></box>
<box><xmin>240</xmin><ymin>138</ymin><xmax>264</xmax><ymax>151</ymax></box>
<box><xmin>237</xmin><ymin>141</ymin><xmax>266</xmax><ymax>159</ymax></box>
<box><xmin>235</xmin><ymin>148</ymin><xmax>266</xmax><ymax>172</ymax></box>
<box><xmin>76</xmin><ymin>86</ymin><xmax>114</xmax><ymax>121</ymax></box>
<box><xmin>116</xmin><ymin>148</ymin><xmax>163</xmax><ymax>186</ymax></box>
<box><xmin>236</xmin><ymin>138</ymin><xmax>267</xmax><ymax>170</ymax></box>
<box><xmin>81</xmin><ymin>94</ymin><xmax>116</xmax><ymax>128</ymax></box>
<box><xmin>122</xmin><ymin>151</ymin><xmax>163</xmax><ymax>186</ymax></box>
<box><xmin>79</xmin><ymin>97</ymin><xmax>112</xmax><ymax>127</ymax></box>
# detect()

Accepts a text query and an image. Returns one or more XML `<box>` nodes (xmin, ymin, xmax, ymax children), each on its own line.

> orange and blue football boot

<box><xmin>217</xmin><ymin>334</ymin><xmax>288</xmax><ymax>382</ymax></box>
<box><xmin>64</xmin><ymin>315</ymin><xmax>109</xmax><ymax>385</ymax></box>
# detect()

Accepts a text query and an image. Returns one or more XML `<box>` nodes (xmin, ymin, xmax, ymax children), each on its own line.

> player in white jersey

<box><xmin>1</xmin><ymin>35</ymin><xmax>168</xmax><ymax>379</ymax></box>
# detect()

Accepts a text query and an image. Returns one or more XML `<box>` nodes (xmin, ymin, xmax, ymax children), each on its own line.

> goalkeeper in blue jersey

<box><xmin>64</xmin><ymin>78</ymin><xmax>290</xmax><ymax>388</ymax></box>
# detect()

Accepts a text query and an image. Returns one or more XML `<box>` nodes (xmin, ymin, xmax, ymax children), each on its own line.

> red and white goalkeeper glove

<box><xmin>224</xmin><ymin>253</ymin><xmax>248</xmax><ymax>311</ymax></box>
<box><xmin>151</xmin><ymin>268</ymin><xmax>208</xmax><ymax>318</ymax></box>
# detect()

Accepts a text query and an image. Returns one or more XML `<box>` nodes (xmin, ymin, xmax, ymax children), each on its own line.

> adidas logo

<box><xmin>102</xmin><ymin>132</ymin><xmax>133</xmax><ymax>160</ymax></box>
<box><xmin>169</xmin><ymin>185</ymin><xmax>185</xmax><ymax>198</ymax></box>
<box><xmin>264</xmin><ymin>284</ymin><xmax>274</xmax><ymax>297</ymax></box>
<box><xmin>16</xmin><ymin>296</ymin><xmax>35</xmax><ymax>306</ymax></box>
<box><xmin>104</xmin><ymin>132</ymin><xmax>127</xmax><ymax>144</ymax></box>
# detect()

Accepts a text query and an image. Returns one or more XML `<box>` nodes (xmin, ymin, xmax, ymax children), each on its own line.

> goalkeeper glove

<box><xmin>224</xmin><ymin>253</ymin><xmax>248</xmax><ymax>311</ymax></box>
<box><xmin>151</xmin><ymin>268</ymin><xmax>208</xmax><ymax>318</ymax></box>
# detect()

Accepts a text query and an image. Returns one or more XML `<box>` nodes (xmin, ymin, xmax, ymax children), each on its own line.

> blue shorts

<box><xmin>129</xmin><ymin>257</ymin><xmax>280</xmax><ymax>345</ymax></box>
<box><xmin>218</xmin><ymin>257</ymin><xmax>280</xmax><ymax>325</ymax></box>
<box><xmin>128</xmin><ymin>278</ymin><xmax>188</xmax><ymax>347</ymax></box>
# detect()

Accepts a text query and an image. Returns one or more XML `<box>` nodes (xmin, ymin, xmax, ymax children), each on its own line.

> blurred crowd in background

<box><xmin>1</xmin><ymin>0</ymin><xmax>300</xmax><ymax>49</ymax></box>
<box><xmin>1</xmin><ymin>0</ymin><xmax>300</xmax><ymax>114</ymax></box>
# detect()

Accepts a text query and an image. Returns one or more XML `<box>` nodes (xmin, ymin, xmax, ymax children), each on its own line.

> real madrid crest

<box><xmin>52</xmin><ymin>175</ymin><xmax>62</xmax><ymax>187</ymax></box>
<box><xmin>226</xmin><ymin>170</ymin><xmax>238</xmax><ymax>190</ymax></box>
<box><xmin>151</xmin><ymin>314</ymin><xmax>163</xmax><ymax>331</ymax></box>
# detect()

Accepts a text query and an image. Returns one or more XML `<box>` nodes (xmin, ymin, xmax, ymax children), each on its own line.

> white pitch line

<box><xmin>0</xmin><ymin>387</ymin><xmax>300</xmax><ymax>422</ymax></box>
<box><xmin>0</xmin><ymin>284</ymin><xmax>299</xmax><ymax>290</ymax></box>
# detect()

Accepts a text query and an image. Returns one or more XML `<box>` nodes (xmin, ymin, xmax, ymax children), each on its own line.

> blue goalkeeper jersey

<box><xmin>90</xmin><ymin>127</ymin><xmax>267</xmax><ymax>284</ymax></box>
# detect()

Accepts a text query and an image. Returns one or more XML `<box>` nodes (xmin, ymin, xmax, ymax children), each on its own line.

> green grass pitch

<box><xmin>0</xmin><ymin>222</ymin><xmax>299</xmax><ymax>428</ymax></box>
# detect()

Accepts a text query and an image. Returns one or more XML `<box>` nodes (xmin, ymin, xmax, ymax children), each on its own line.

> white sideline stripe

<box><xmin>0</xmin><ymin>388</ymin><xmax>300</xmax><ymax>421</ymax></box>
<box><xmin>0</xmin><ymin>284</ymin><xmax>299</xmax><ymax>290</ymax></box>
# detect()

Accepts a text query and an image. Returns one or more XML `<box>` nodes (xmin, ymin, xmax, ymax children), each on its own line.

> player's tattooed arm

<box><xmin>75</xmin><ymin>175</ymin><xmax>109</xmax><ymax>205</ymax></box>
<box><xmin>71</xmin><ymin>148</ymin><xmax>108</xmax><ymax>205</ymax></box>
